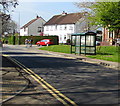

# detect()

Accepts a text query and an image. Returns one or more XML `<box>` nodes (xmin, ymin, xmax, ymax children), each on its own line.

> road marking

<box><xmin>3</xmin><ymin>54</ymin><xmax>78</xmax><ymax>106</ymax></box>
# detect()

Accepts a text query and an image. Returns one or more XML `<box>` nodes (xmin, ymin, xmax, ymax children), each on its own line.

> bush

<box><xmin>66</xmin><ymin>39</ymin><xmax>71</xmax><ymax>45</ymax></box>
<box><xmin>7</xmin><ymin>35</ymin><xmax>59</xmax><ymax>45</ymax></box>
<box><xmin>8</xmin><ymin>35</ymin><xmax>15</xmax><ymax>45</ymax></box>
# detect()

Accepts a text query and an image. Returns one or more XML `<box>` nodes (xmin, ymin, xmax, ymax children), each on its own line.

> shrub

<box><xmin>7</xmin><ymin>35</ymin><xmax>59</xmax><ymax>45</ymax></box>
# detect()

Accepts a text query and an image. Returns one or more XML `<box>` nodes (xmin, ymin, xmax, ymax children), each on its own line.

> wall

<box><xmin>44</xmin><ymin>24</ymin><xmax>75</xmax><ymax>43</ymax></box>
<box><xmin>28</xmin><ymin>18</ymin><xmax>46</xmax><ymax>36</ymax></box>
<box><xmin>20</xmin><ymin>27</ymin><xmax>28</xmax><ymax>36</ymax></box>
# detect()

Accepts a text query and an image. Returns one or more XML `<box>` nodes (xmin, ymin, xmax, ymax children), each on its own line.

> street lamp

<box><xmin>11</xmin><ymin>10</ymin><xmax>20</xmax><ymax>44</ymax></box>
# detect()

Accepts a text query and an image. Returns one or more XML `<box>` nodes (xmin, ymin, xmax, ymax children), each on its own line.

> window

<box><xmin>24</xmin><ymin>28</ymin><xmax>26</xmax><ymax>32</ymax></box>
<box><xmin>50</xmin><ymin>26</ymin><xmax>53</xmax><ymax>31</ymax></box>
<box><xmin>60</xmin><ymin>26</ymin><xmax>62</xmax><ymax>30</ymax></box>
<box><xmin>46</xmin><ymin>26</ymin><xmax>49</xmax><ymax>31</ymax></box>
<box><xmin>38</xmin><ymin>27</ymin><xmax>42</xmax><ymax>32</ymax></box>
<box><xmin>69</xmin><ymin>26</ymin><xmax>73</xmax><ymax>30</ymax></box>
<box><xmin>55</xmin><ymin>25</ymin><xmax>57</xmax><ymax>30</ymax></box>
<box><xmin>64</xmin><ymin>26</ymin><xmax>67</xmax><ymax>30</ymax></box>
<box><xmin>109</xmin><ymin>31</ymin><xmax>113</xmax><ymax>38</ymax></box>
<box><xmin>64</xmin><ymin>35</ymin><xmax>66</xmax><ymax>39</ymax></box>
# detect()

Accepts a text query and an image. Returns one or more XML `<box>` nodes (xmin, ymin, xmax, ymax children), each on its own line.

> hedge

<box><xmin>7</xmin><ymin>35</ymin><xmax>59</xmax><ymax>45</ymax></box>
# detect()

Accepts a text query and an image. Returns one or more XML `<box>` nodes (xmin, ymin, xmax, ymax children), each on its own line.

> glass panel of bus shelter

<box><xmin>86</xmin><ymin>35</ymin><xmax>95</xmax><ymax>46</ymax></box>
<box><xmin>72</xmin><ymin>36</ymin><xmax>76</xmax><ymax>45</ymax></box>
<box><xmin>86</xmin><ymin>47</ymin><xmax>95</xmax><ymax>54</ymax></box>
<box><xmin>81</xmin><ymin>36</ymin><xmax>85</xmax><ymax>54</ymax></box>
<box><xmin>75</xmin><ymin>36</ymin><xmax>80</xmax><ymax>54</ymax></box>
<box><xmin>71</xmin><ymin>36</ymin><xmax>76</xmax><ymax>53</ymax></box>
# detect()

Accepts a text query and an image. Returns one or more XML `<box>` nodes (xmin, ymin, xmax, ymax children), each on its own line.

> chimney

<box><xmin>62</xmin><ymin>11</ymin><xmax>67</xmax><ymax>16</ymax></box>
<box><xmin>36</xmin><ymin>15</ymin><xmax>39</xmax><ymax>18</ymax></box>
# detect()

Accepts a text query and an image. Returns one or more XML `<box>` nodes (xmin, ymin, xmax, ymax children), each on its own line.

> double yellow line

<box><xmin>3</xmin><ymin>54</ymin><xmax>77</xmax><ymax>106</ymax></box>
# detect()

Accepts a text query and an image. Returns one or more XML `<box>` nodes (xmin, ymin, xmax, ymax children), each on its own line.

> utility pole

<box><xmin>18</xmin><ymin>11</ymin><xmax>20</xmax><ymax>45</ymax></box>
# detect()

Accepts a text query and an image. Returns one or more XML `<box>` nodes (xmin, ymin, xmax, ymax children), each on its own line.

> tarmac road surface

<box><xmin>2</xmin><ymin>44</ymin><xmax>120</xmax><ymax>105</ymax></box>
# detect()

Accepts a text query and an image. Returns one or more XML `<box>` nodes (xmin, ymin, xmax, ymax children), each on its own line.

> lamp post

<box><xmin>18</xmin><ymin>11</ymin><xmax>20</xmax><ymax>45</ymax></box>
<box><xmin>11</xmin><ymin>10</ymin><xmax>20</xmax><ymax>44</ymax></box>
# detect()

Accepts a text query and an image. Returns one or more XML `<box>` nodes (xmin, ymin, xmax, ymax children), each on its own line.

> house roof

<box><xmin>21</xmin><ymin>16</ymin><xmax>43</xmax><ymax>29</ymax></box>
<box><xmin>44</xmin><ymin>12</ymin><xmax>85</xmax><ymax>26</ymax></box>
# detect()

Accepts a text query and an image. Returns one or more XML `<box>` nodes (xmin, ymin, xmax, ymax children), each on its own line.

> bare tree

<box><xmin>0</xmin><ymin>0</ymin><xmax>18</xmax><ymax>13</ymax></box>
<box><xmin>2</xmin><ymin>19</ymin><xmax>17</xmax><ymax>35</ymax></box>
<box><xmin>0</xmin><ymin>0</ymin><xmax>18</xmax><ymax>35</ymax></box>
<box><xmin>74</xmin><ymin>2</ymin><xmax>95</xmax><ymax>13</ymax></box>
<box><xmin>74</xmin><ymin>2</ymin><xmax>99</xmax><ymax>32</ymax></box>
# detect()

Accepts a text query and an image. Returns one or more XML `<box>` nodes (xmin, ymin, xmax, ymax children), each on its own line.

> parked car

<box><xmin>36</xmin><ymin>39</ymin><xmax>54</xmax><ymax>46</ymax></box>
<box><xmin>96</xmin><ymin>41</ymin><xmax>101</xmax><ymax>46</ymax></box>
<box><xmin>116</xmin><ymin>38</ymin><xmax>120</xmax><ymax>46</ymax></box>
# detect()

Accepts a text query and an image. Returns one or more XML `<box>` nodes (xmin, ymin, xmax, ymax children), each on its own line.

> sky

<box><xmin>10</xmin><ymin>0</ymin><xmax>93</xmax><ymax>27</ymax></box>
<box><xmin>9</xmin><ymin>0</ymin><xmax>117</xmax><ymax>27</ymax></box>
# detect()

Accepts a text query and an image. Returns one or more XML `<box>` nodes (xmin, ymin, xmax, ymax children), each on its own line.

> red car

<box><xmin>36</xmin><ymin>39</ymin><xmax>54</xmax><ymax>46</ymax></box>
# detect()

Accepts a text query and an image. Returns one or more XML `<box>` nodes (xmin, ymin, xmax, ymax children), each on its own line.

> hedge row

<box><xmin>6</xmin><ymin>35</ymin><xmax>59</xmax><ymax>45</ymax></box>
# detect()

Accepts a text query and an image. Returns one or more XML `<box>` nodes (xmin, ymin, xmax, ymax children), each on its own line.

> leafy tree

<box><xmin>75</xmin><ymin>1</ymin><xmax>120</xmax><ymax>31</ymax></box>
<box><xmin>89</xmin><ymin>2</ymin><xmax>120</xmax><ymax>31</ymax></box>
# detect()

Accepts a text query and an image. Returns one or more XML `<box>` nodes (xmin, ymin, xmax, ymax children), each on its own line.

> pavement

<box><xmin>0</xmin><ymin>56</ymin><xmax>29</xmax><ymax>103</ymax></box>
<box><xmin>1</xmin><ymin>44</ymin><xmax>120</xmax><ymax>105</ymax></box>
<box><xmin>1</xmin><ymin>56</ymin><xmax>30</xmax><ymax>104</ymax></box>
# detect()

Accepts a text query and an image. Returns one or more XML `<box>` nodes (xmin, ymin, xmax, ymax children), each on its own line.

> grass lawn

<box><xmin>87</xmin><ymin>46</ymin><xmax>120</xmax><ymax>62</ymax></box>
<box><xmin>39</xmin><ymin>45</ymin><xmax>120</xmax><ymax>62</ymax></box>
<box><xmin>39</xmin><ymin>45</ymin><xmax>71</xmax><ymax>54</ymax></box>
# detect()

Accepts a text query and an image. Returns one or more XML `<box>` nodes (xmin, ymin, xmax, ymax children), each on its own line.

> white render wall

<box><xmin>44</xmin><ymin>24</ymin><xmax>75</xmax><ymax>43</ymax></box>
<box><xmin>20</xmin><ymin>28</ymin><xmax>28</xmax><ymax>36</ymax></box>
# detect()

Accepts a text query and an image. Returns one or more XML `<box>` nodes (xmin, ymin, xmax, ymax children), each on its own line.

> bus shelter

<box><xmin>71</xmin><ymin>32</ymin><xmax>96</xmax><ymax>55</ymax></box>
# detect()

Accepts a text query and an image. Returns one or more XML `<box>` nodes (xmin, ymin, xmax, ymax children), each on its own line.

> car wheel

<box><xmin>46</xmin><ymin>44</ymin><xmax>49</xmax><ymax>46</ymax></box>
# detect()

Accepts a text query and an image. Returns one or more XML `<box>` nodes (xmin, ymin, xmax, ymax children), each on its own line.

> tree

<box><xmin>0</xmin><ymin>0</ymin><xmax>18</xmax><ymax>13</ymax></box>
<box><xmin>0</xmin><ymin>0</ymin><xmax>18</xmax><ymax>35</ymax></box>
<box><xmin>75</xmin><ymin>1</ymin><xmax>120</xmax><ymax>31</ymax></box>
<box><xmin>90</xmin><ymin>2</ymin><xmax>120</xmax><ymax>31</ymax></box>
<box><xmin>2</xmin><ymin>19</ymin><xmax>17</xmax><ymax>35</ymax></box>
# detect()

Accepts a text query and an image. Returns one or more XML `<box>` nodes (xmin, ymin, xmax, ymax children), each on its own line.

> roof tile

<box><xmin>44</xmin><ymin>12</ymin><xmax>84</xmax><ymax>25</ymax></box>
<box><xmin>21</xmin><ymin>17</ymin><xmax>40</xmax><ymax>29</ymax></box>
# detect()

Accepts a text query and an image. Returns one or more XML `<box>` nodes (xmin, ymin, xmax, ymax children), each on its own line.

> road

<box><xmin>2</xmin><ymin>44</ymin><xmax>120</xmax><ymax>105</ymax></box>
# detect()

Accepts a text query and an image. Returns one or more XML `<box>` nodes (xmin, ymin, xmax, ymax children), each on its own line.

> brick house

<box><xmin>102</xmin><ymin>27</ymin><xmax>120</xmax><ymax>45</ymax></box>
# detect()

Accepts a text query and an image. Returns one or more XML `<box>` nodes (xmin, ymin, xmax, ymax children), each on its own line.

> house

<box><xmin>20</xmin><ymin>16</ymin><xmax>46</xmax><ymax>36</ymax></box>
<box><xmin>44</xmin><ymin>12</ymin><xmax>96</xmax><ymax>43</ymax></box>
<box><xmin>101</xmin><ymin>27</ymin><xmax>120</xmax><ymax>45</ymax></box>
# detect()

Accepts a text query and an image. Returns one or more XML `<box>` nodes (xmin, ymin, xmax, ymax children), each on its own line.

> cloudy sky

<box><xmin>10</xmin><ymin>0</ymin><xmax>95</xmax><ymax>27</ymax></box>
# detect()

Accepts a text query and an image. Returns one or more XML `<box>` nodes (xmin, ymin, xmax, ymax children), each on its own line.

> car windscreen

<box><xmin>41</xmin><ymin>40</ymin><xmax>49</xmax><ymax>42</ymax></box>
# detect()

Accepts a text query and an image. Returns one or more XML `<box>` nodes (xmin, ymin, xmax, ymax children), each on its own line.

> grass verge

<box><xmin>87</xmin><ymin>46</ymin><xmax>120</xmax><ymax>62</ymax></box>
<box><xmin>39</xmin><ymin>45</ymin><xmax>120</xmax><ymax>62</ymax></box>
<box><xmin>39</xmin><ymin>45</ymin><xmax>71</xmax><ymax>54</ymax></box>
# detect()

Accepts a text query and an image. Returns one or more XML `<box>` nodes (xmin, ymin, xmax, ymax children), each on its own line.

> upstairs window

<box><xmin>64</xmin><ymin>26</ymin><xmax>67</xmax><ymax>30</ymax></box>
<box><xmin>55</xmin><ymin>25</ymin><xmax>57</xmax><ymax>30</ymax></box>
<box><xmin>69</xmin><ymin>26</ymin><xmax>73</xmax><ymax>30</ymax></box>
<box><xmin>60</xmin><ymin>26</ymin><xmax>62</xmax><ymax>30</ymax></box>
<box><xmin>24</xmin><ymin>28</ymin><xmax>26</xmax><ymax>32</ymax></box>
<box><xmin>38</xmin><ymin>27</ymin><xmax>42</xmax><ymax>32</ymax></box>
<box><xmin>46</xmin><ymin>26</ymin><xmax>49</xmax><ymax>31</ymax></box>
<box><xmin>50</xmin><ymin>26</ymin><xmax>53</xmax><ymax>31</ymax></box>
